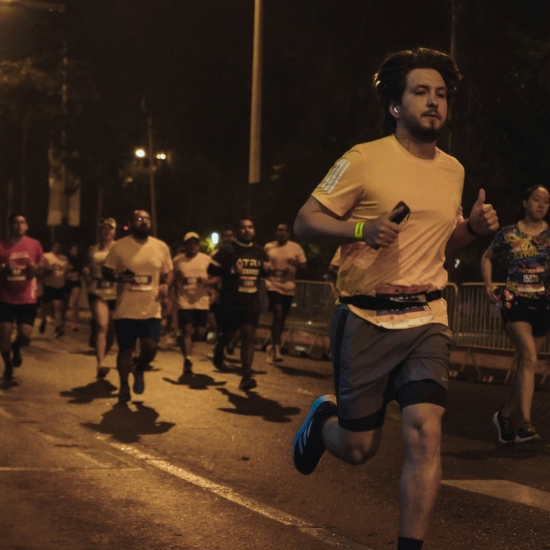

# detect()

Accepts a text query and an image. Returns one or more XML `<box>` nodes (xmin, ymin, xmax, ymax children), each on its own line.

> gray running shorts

<box><xmin>330</xmin><ymin>304</ymin><xmax>452</xmax><ymax>432</ymax></box>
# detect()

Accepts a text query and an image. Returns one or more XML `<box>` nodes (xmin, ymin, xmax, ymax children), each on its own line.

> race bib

<box><xmin>7</xmin><ymin>267</ymin><xmax>25</xmax><ymax>282</ymax></box>
<box><xmin>238</xmin><ymin>275</ymin><xmax>258</xmax><ymax>293</ymax></box>
<box><xmin>183</xmin><ymin>277</ymin><xmax>198</xmax><ymax>290</ymax></box>
<box><xmin>510</xmin><ymin>271</ymin><xmax>545</xmax><ymax>294</ymax></box>
<box><xmin>272</xmin><ymin>269</ymin><xmax>288</xmax><ymax>280</ymax></box>
<box><xmin>97</xmin><ymin>279</ymin><xmax>115</xmax><ymax>290</ymax></box>
<box><xmin>130</xmin><ymin>274</ymin><xmax>152</xmax><ymax>291</ymax></box>
<box><xmin>375</xmin><ymin>305</ymin><xmax>434</xmax><ymax>330</ymax></box>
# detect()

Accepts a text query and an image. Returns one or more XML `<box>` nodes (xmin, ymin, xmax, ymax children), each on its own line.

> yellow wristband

<box><xmin>354</xmin><ymin>221</ymin><xmax>364</xmax><ymax>241</ymax></box>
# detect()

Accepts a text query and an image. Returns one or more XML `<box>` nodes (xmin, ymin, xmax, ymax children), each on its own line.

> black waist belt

<box><xmin>339</xmin><ymin>290</ymin><xmax>443</xmax><ymax>310</ymax></box>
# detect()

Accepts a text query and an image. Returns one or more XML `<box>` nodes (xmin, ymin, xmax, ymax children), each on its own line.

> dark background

<box><xmin>0</xmin><ymin>0</ymin><xmax>549</xmax><ymax>280</ymax></box>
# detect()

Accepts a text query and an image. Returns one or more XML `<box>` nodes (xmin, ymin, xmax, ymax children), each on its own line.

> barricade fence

<box><xmin>260</xmin><ymin>280</ymin><xmax>550</xmax><ymax>358</ymax></box>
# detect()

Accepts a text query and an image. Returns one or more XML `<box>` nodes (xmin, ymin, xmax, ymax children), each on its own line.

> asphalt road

<box><xmin>1</xmin><ymin>324</ymin><xmax>550</xmax><ymax>550</ymax></box>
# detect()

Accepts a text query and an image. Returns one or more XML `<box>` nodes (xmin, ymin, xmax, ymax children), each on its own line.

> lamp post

<box><xmin>140</xmin><ymin>98</ymin><xmax>158</xmax><ymax>237</ymax></box>
<box><xmin>247</xmin><ymin>0</ymin><xmax>263</xmax><ymax>218</ymax></box>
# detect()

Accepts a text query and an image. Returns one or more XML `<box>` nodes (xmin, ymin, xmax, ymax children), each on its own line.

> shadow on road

<box><xmin>163</xmin><ymin>374</ymin><xmax>227</xmax><ymax>390</ymax></box>
<box><xmin>0</xmin><ymin>378</ymin><xmax>18</xmax><ymax>390</ymax></box>
<box><xmin>82</xmin><ymin>401</ymin><xmax>175</xmax><ymax>443</ymax></box>
<box><xmin>442</xmin><ymin>444</ymin><xmax>550</xmax><ymax>461</ymax></box>
<box><xmin>60</xmin><ymin>379</ymin><xmax>118</xmax><ymax>404</ymax></box>
<box><xmin>271</xmin><ymin>363</ymin><xmax>332</xmax><ymax>380</ymax></box>
<box><xmin>216</xmin><ymin>387</ymin><xmax>300</xmax><ymax>423</ymax></box>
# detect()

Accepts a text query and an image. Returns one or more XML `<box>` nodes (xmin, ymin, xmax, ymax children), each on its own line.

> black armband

<box><xmin>466</xmin><ymin>220</ymin><xmax>481</xmax><ymax>237</ymax></box>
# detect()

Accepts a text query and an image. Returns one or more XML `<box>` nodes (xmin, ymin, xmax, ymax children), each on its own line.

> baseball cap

<box><xmin>183</xmin><ymin>231</ymin><xmax>200</xmax><ymax>242</ymax></box>
<box><xmin>99</xmin><ymin>217</ymin><xmax>116</xmax><ymax>228</ymax></box>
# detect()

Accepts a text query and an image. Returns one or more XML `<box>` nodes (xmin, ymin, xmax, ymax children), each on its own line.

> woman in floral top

<box><xmin>481</xmin><ymin>185</ymin><xmax>550</xmax><ymax>444</ymax></box>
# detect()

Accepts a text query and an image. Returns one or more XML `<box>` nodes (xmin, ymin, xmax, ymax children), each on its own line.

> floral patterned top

<box><xmin>490</xmin><ymin>223</ymin><xmax>550</xmax><ymax>299</ymax></box>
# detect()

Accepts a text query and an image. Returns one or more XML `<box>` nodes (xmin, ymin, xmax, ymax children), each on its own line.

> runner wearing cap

<box><xmin>83</xmin><ymin>217</ymin><xmax>117</xmax><ymax>379</ymax></box>
<box><xmin>0</xmin><ymin>213</ymin><xmax>43</xmax><ymax>380</ymax></box>
<box><xmin>172</xmin><ymin>232</ymin><xmax>215</xmax><ymax>376</ymax></box>
<box><xmin>102</xmin><ymin>209</ymin><xmax>173</xmax><ymax>403</ymax></box>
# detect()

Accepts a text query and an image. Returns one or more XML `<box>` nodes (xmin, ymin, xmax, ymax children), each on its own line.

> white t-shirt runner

<box><xmin>264</xmin><ymin>240</ymin><xmax>307</xmax><ymax>296</ymax></box>
<box><xmin>173</xmin><ymin>251</ymin><xmax>211</xmax><ymax>310</ymax></box>
<box><xmin>103</xmin><ymin>235</ymin><xmax>173</xmax><ymax>320</ymax></box>
<box><xmin>87</xmin><ymin>243</ymin><xmax>117</xmax><ymax>301</ymax></box>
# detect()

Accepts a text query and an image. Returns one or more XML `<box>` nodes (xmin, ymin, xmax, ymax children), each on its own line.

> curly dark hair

<box><xmin>374</xmin><ymin>47</ymin><xmax>462</xmax><ymax>136</ymax></box>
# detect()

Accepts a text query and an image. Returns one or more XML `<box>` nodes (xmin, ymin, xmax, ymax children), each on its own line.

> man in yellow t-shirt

<box><xmin>103</xmin><ymin>209</ymin><xmax>173</xmax><ymax>403</ymax></box>
<box><xmin>291</xmin><ymin>48</ymin><xmax>499</xmax><ymax>550</ymax></box>
<box><xmin>264</xmin><ymin>223</ymin><xmax>307</xmax><ymax>362</ymax></box>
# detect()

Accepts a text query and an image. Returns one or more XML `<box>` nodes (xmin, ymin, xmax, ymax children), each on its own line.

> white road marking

<box><xmin>0</xmin><ymin>467</ymin><xmax>139</xmax><ymax>471</ymax></box>
<box><xmin>442</xmin><ymin>479</ymin><xmax>550</xmax><ymax>512</ymax></box>
<box><xmin>109</xmin><ymin>442</ymin><xmax>372</xmax><ymax>550</ymax></box>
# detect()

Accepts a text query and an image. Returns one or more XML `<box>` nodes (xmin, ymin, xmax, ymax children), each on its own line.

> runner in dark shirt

<box><xmin>208</xmin><ymin>219</ymin><xmax>269</xmax><ymax>391</ymax></box>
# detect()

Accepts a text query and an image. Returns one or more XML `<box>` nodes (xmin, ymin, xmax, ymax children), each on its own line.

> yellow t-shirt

<box><xmin>104</xmin><ymin>236</ymin><xmax>173</xmax><ymax>320</ymax></box>
<box><xmin>312</xmin><ymin>135</ymin><xmax>464</xmax><ymax>329</ymax></box>
<box><xmin>264</xmin><ymin>240</ymin><xmax>307</xmax><ymax>296</ymax></box>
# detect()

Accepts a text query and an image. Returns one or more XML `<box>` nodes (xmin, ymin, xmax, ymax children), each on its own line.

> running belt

<box><xmin>339</xmin><ymin>290</ymin><xmax>443</xmax><ymax>310</ymax></box>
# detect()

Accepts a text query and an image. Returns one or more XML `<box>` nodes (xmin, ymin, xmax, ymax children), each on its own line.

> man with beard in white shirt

<box><xmin>103</xmin><ymin>209</ymin><xmax>173</xmax><ymax>403</ymax></box>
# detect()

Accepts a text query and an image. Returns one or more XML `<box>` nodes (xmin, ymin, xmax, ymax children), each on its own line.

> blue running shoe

<box><xmin>292</xmin><ymin>395</ymin><xmax>337</xmax><ymax>475</ymax></box>
<box><xmin>133</xmin><ymin>371</ymin><xmax>145</xmax><ymax>394</ymax></box>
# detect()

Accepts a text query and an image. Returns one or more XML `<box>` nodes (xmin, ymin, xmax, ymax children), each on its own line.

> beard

<box><xmin>402</xmin><ymin>114</ymin><xmax>445</xmax><ymax>143</ymax></box>
<box><xmin>131</xmin><ymin>225</ymin><xmax>150</xmax><ymax>239</ymax></box>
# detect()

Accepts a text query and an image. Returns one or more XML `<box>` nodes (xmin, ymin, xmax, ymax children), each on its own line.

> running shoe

<box><xmin>273</xmin><ymin>344</ymin><xmax>283</xmax><ymax>362</ymax></box>
<box><xmin>183</xmin><ymin>358</ymin><xmax>193</xmax><ymax>375</ymax></box>
<box><xmin>515</xmin><ymin>422</ymin><xmax>541</xmax><ymax>443</ymax></box>
<box><xmin>238</xmin><ymin>376</ymin><xmax>257</xmax><ymax>391</ymax></box>
<box><xmin>96</xmin><ymin>367</ymin><xmax>109</xmax><ymax>379</ymax></box>
<box><xmin>11</xmin><ymin>342</ymin><xmax>22</xmax><ymax>367</ymax></box>
<box><xmin>213</xmin><ymin>345</ymin><xmax>225</xmax><ymax>371</ymax></box>
<box><xmin>292</xmin><ymin>395</ymin><xmax>337</xmax><ymax>475</ymax></box>
<box><xmin>493</xmin><ymin>411</ymin><xmax>514</xmax><ymax>444</ymax></box>
<box><xmin>133</xmin><ymin>370</ymin><xmax>145</xmax><ymax>394</ymax></box>
<box><xmin>3</xmin><ymin>363</ymin><xmax>13</xmax><ymax>381</ymax></box>
<box><xmin>118</xmin><ymin>384</ymin><xmax>131</xmax><ymax>403</ymax></box>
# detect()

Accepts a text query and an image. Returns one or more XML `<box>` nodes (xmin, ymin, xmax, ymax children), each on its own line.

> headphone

<box><xmin>393</xmin><ymin>107</ymin><xmax>399</xmax><ymax>113</ymax></box>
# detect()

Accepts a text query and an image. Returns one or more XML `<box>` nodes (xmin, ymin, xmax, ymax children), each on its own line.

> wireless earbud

<box><xmin>393</xmin><ymin>107</ymin><xmax>399</xmax><ymax>114</ymax></box>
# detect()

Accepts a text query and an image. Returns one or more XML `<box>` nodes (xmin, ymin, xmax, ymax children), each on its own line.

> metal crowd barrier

<box><xmin>259</xmin><ymin>280</ymin><xmax>333</xmax><ymax>358</ymax></box>
<box><xmin>452</xmin><ymin>283</ymin><xmax>549</xmax><ymax>385</ymax></box>
<box><xmin>259</xmin><ymin>280</ymin><xmax>549</xmax><ymax>386</ymax></box>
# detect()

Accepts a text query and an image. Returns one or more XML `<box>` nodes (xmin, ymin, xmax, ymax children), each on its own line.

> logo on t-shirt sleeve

<box><xmin>319</xmin><ymin>158</ymin><xmax>350</xmax><ymax>194</ymax></box>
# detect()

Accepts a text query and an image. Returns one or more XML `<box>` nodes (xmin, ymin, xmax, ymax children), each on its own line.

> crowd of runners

<box><xmin>3</xmin><ymin>46</ymin><xmax>550</xmax><ymax>550</ymax></box>
<box><xmin>0</xmin><ymin>210</ymin><xmax>307</xmax><ymax>398</ymax></box>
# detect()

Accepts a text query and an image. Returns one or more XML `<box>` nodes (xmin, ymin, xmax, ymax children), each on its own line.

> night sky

<box><xmin>0</xmin><ymin>0</ymin><xmax>549</xmax><ymax>278</ymax></box>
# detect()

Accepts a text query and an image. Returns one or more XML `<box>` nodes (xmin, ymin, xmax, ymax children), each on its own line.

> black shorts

<box><xmin>217</xmin><ymin>310</ymin><xmax>260</xmax><ymax>333</ymax></box>
<box><xmin>65</xmin><ymin>280</ymin><xmax>82</xmax><ymax>291</ymax></box>
<box><xmin>88</xmin><ymin>293</ymin><xmax>116</xmax><ymax>312</ymax></box>
<box><xmin>114</xmin><ymin>318</ymin><xmax>161</xmax><ymax>352</ymax></box>
<box><xmin>42</xmin><ymin>285</ymin><xmax>66</xmax><ymax>303</ymax></box>
<box><xmin>500</xmin><ymin>293</ymin><xmax>550</xmax><ymax>338</ymax></box>
<box><xmin>178</xmin><ymin>309</ymin><xmax>208</xmax><ymax>329</ymax></box>
<box><xmin>0</xmin><ymin>302</ymin><xmax>38</xmax><ymax>326</ymax></box>
<box><xmin>267</xmin><ymin>291</ymin><xmax>294</xmax><ymax>317</ymax></box>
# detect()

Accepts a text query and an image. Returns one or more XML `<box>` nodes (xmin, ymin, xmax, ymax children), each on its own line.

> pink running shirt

<box><xmin>0</xmin><ymin>236</ymin><xmax>44</xmax><ymax>304</ymax></box>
